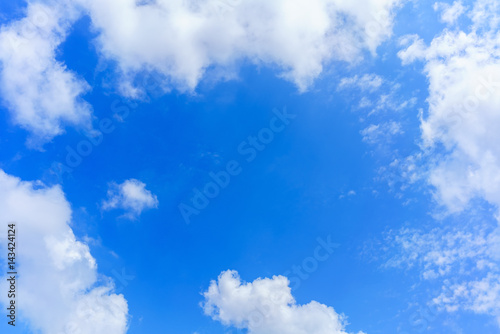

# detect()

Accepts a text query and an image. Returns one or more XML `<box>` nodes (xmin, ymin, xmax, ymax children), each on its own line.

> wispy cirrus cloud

<box><xmin>338</xmin><ymin>73</ymin><xmax>384</xmax><ymax>92</ymax></box>
<box><xmin>381</xmin><ymin>216</ymin><xmax>500</xmax><ymax>326</ymax></box>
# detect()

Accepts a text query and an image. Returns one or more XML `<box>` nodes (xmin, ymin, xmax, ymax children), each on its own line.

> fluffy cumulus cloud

<box><xmin>0</xmin><ymin>170</ymin><xmax>128</xmax><ymax>333</ymax></box>
<box><xmin>203</xmin><ymin>270</ymin><xmax>364</xmax><ymax>334</ymax></box>
<box><xmin>398</xmin><ymin>0</ymin><xmax>500</xmax><ymax>213</ymax></box>
<box><xmin>76</xmin><ymin>0</ymin><xmax>402</xmax><ymax>94</ymax></box>
<box><xmin>102</xmin><ymin>178</ymin><xmax>158</xmax><ymax>219</ymax></box>
<box><xmin>0</xmin><ymin>1</ymin><xmax>92</xmax><ymax>146</ymax></box>
<box><xmin>0</xmin><ymin>0</ymin><xmax>403</xmax><ymax>144</ymax></box>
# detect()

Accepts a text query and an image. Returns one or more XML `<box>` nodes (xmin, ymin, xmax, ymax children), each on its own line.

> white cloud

<box><xmin>0</xmin><ymin>170</ymin><xmax>128</xmax><ymax>333</ymax></box>
<box><xmin>102</xmin><ymin>179</ymin><xmax>158</xmax><ymax>219</ymax></box>
<box><xmin>398</xmin><ymin>0</ymin><xmax>500</xmax><ymax>213</ymax></box>
<box><xmin>384</xmin><ymin>4</ymin><xmax>500</xmax><ymax>325</ymax></box>
<box><xmin>383</xmin><ymin>221</ymin><xmax>500</xmax><ymax>325</ymax></box>
<box><xmin>0</xmin><ymin>2</ymin><xmax>93</xmax><ymax>147</ymax></box>
<box><xmin>433</xmin><ymin>1</ymin><xmax>466</xmax><ymax>25</ymax></box>
<box><xmin>337</xmin><ymin>72</ymin><xmax>417</xmax><ymax>114</ymax></box>
<box><xmin>0</xmin><ymin>0</ymin><xmax>403</xmax><ymax>142</ymax></box>
<box><xmin>397</xmin><ymin>34</ymin><xmax>427</xmax><ymax>65</ymax></box>
<box><xmin>77</xmin><ymin>0</ymin><xmax>402</xmax><ymax>94</ymax></box>
<box><xmin>361</xmin><ymin>121</ymin><xmax>403</xmax><ymax>145</ymax></box>
<box><xmin>203</xmin><ymin>270</ymin><xmax>363</xmax><ymax>334</ymax></box>
<box><xmin>435</xmin><ymin>273</ymin><xmax>500</xmax><ymax>324</ymax></box>
<box><xmin>383</xmin><ymin>224</ymin><xmax>497</xmax><ymax>277</ymax></box>
<box><xmin>338</xmin><ymin>73</ymin><xmax>384</xmax><ymax>91</ymax></box>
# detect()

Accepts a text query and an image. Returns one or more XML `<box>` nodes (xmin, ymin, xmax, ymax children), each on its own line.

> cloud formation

<box><xmin>383</xmin><ymin>219</ymin><xmax>500</xmax><ymax>326</ymax></box>
<box><xmin>0</xmin><ymin>2</ymin><xmax>92</xmax><ymax>146</ymax></box>
<box><xmin>102</xmin><ymin>178</ymin><xmax>158</xmax><ymax>219</ymax></box>
<box><xmin>0</xmin><ymin>0</ymin><xmax>403</xmax><ymax>144</ymax></box>
<box><xmin>0</xmin><ymin>170</ymin><xmax>128</xmax><ymax>333</ymax></box>
<box><xmin>375</xmin><ymin>1</ymin><xmax>500</xmax><ymax>327</ymax></box>
<box><xmin>398</xmin><ymin>0</ymin><xmax>500</xmax><ymax>213</ymax></box>
<box><xmin>203</xmin><ymin>270</ymin><xmax>363</xmax><ymax>334</ymax></box>
<box><xmin>78</xmin><ymin>0</ymin><xmax>402</xmax><ymax>94</ymax></box>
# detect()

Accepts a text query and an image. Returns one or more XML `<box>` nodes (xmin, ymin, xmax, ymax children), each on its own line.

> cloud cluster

<box><xmin>383</xmin><ymin>221</ymin><xmax>500</xmax><ymax>325</ymax></box>
<box><xmin>0</xmin><ymin>170</ymin><xmax>128</xmax><ymax>333</ymax></box>
<box><xmin>398</xmin><ymin>0</ymin><xmax>500</xmax><ymax>213</ymax></box>
<box><xmin>102</xmin><ymin>178</ymin><xmax>158</xmax><ymax>219</ymax></box>
<box><xmin>78</xmin><ymin>0</ymin><xmax>401</xmax><ymax>94</ymax></box>
<box><xmin>203</xmin><ymin>270</ymin><xmax>363</xmax><ymax>334</ymax></box>
<box><xmin>0</xmin><ymin>0</ymin><xmax>403</xmax><ymax>144</ymax></box>
<box><xmin>372</xmin><ymin>1</ymin><xmax>500</xmax><ymax>327</ymax></box>
<box><xmin>0</xmin><ymin>1</ymin><xmax>92</xmax><ymax>146</ymax></box>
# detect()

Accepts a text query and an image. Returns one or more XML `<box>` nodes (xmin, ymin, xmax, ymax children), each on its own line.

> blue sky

<box><xmin>0</xmin><ymin>0</ymin><xmax>499</xmax><ymax>334</ymax></box>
